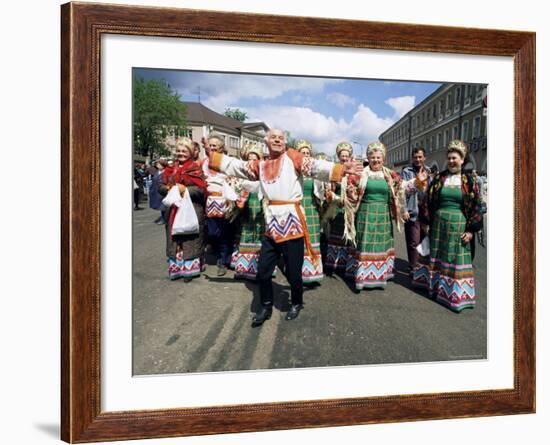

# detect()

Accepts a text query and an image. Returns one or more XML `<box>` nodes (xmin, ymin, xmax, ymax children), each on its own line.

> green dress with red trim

<box><xmin>301</xmin><ymin>177</ymin><xmax>324</xmax><ymax>283</ymax></box>
<box><xmin>412</xmin><ymin>172</ymin><xmax>483</xmax><ymax>312</ymax></box>
<box><xmin>346</xmin><ymin>176</ymin><xmax>395</xmax><ymax>289</ymax></box>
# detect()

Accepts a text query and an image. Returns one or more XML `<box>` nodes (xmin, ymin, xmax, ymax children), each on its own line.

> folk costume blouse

<box><xmin>208</xmin><ymin>149</ymin><xmax>345</xmax><ymax>246</ymax></box>
<box><xmin>202</xmin><ymin>157</ymin><xmax>229</xmax><ymax>218</ymax></box>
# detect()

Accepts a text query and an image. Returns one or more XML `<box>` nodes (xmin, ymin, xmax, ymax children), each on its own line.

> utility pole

<box><xmin>352</xmin><ymin>141</ymin><xmax>363</xmax><ymax>160</ymax></box>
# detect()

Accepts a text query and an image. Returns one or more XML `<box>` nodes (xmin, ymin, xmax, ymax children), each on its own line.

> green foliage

<box><xmin>284</xmin><ymin>131</ymin><xmax>297</xmax><ymax>149</ymax></box>
<box><xmin>133</xmin><ymin>77</ymin><xmax>188</xmax><ymax>158</ymax></box>
<box><xmin>224</xmin><ymin>107</ymin><xmax>248</xmax><ymax>122</ymax></box>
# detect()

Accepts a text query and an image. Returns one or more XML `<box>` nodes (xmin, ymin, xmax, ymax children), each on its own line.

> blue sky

<box><xmin>134</xmin><ymin>68</ymin><xmax>441</xmax><ymax>156</ymax></box>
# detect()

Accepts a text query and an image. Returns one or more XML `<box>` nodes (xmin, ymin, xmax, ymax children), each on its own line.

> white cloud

<box><xmin>385</xmin><ymin>95</ymin><xmax>416</xmax><ymax>119</ymax></box>
<box><xmin>161</xmin><ymin>71</ymin><xmax>400</xmax><ymax>156</ymax></box>
<box><xmin>245</xmin><ymin>103</ymin><xmax>394</xmax><ymax>157</ymax></box>
<box><xmin>291</xmin><ymin>94</ymin><xmax>313</xmax><ymax>106</ymax></box>
<box><xmin>168</xmin><ymin>72</ymin><xmax>341</xmax><ymax>113</ymax></box>
<box><xmin>349</xmin><ymin>104</ymin><xmax>395</xmax><ymax>143</ymax></box>
<box><xmin>326</xmin><ymin>92</ymin><xmax>356</xmax><ymax>108</ymax></box>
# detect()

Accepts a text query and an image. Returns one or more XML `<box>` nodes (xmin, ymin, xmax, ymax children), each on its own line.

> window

<box><xmin>473</xmin><ymin>116</ymin><xmax>481</xmax><ymax>137</ymax></box>
<box><xmin>452</xmin><ymin>125</ymin><xmax>459</xmax><ymax>139</ymax></box>
<box><xmin>431</xmin><ymin>135</ymin><xmax>435</xmax><ymax>153</ymax></box>
<box><xmin>475</xmin><ymin>85</ymin><xmax>483</xmax><ymax>101</ymax></box>
<box><xmin>444</xmin><ymin>129</ymin><xmax>450</xmax><ymax>146</ymax></box>
<box><xmin>455</xmin><ymin>87</ymin><xmax>461</xmax><ymax>104</ymax></box>
<box><xmin>229</xmin><ymin>136</ymin><xmax>239</xmax><ymax>149</ymax></box>
<box><xmin>437</xmin><ymin>133</ymin><xmax>442</xmax><ymax>150</ymax></box>
<box><xmin>462</xmin><ymin>120</ymin><xmax>469</xmax><ymax>141</ymax></box>
<box><xmin>447</xmin><ymin>93</ymin><xmax>452</xmax><ymax>110</ymax></box>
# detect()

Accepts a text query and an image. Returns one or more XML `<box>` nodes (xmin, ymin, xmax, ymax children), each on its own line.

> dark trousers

<box><xmin>404</xmin><ymin>219</ymin><xmax>422</xmax><ymax>268</ymax></box>
<box><xmin>206</xmin><ymin>218</ymin><xmax>235</xmax><ymax>266</ymax></box>
<box><xmin>133</xmin><ymin>188</ymin><xmax>140</xmax><ymax>208</ymax></box>
<box><xmin>257</xmin><ymin>237</ymin><xmax>304</xmax><ymax>308</ymax></box>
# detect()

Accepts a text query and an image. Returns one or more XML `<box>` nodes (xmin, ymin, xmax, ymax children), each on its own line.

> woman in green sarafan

<box><xmin>412</xmin><ymin>139</ymin><xmax>483</xmax><ymax>312</ymax></box>
<box><xmin>343</xmin><ymin>141</ymin><xmax>406</xmax><ymax>291</ymax></box>
<box><xmin>230</xmin><ymin>144</ymin><xmax>265</xmax><ymax>280</ymax></box>
<box><xmin>295</xmin><ymin>140</ymin><xmax>325</xmax><ymax>284</ymax></box>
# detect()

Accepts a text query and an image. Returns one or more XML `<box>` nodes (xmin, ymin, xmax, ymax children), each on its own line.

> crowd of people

<box><xmin>138</xmin><ymin>128</ymin><xmax>486</xmax><ymax>326</ymax></box>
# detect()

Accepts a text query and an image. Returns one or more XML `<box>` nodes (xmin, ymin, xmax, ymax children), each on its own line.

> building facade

<box><xmin>380</xmin><ymin>83</ymin><xmax>487</xmax><ymax>174</ymax></box>
<box><xmin>165</xmin><ymin>102</ymin><xmax>268</xmax><ymax>159</ymax></box>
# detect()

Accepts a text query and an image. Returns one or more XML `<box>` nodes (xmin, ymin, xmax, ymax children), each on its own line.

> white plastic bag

<box><xmin>162</xmin><ymin>186</ymin><xmax>200</xmax><ymax>235</ymax></box>
<box><xmin>416</xmin><ymin>235</ymin><xmax>430</xmax><ymax>257</ymax></box>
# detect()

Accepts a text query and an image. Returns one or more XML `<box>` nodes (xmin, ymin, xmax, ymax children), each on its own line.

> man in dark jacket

<box><xmin>400</xmin><ymin>147</ymin><xmax>429</xmax><ymax>275</ymax></box>
<box><xmin>149</xmin><ymin>159</ymin><xmax>167</xmax><ymax>224</ymax></box>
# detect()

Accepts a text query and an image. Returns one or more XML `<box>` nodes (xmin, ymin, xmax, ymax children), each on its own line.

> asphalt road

<box><xmin>133</xmin><ymin>206</ymin><xmax>487</xmax><ymax>376</ymax></box>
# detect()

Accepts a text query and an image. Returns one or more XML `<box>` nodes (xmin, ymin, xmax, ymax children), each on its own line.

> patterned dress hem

<box><xmin>168</xmin><ymin>256</ymin><xmax>201</xmax><ymax>280</ymax></box>
<box><xmin>412</xmin><ymin>264</ymin><xmax>476</xmax><ymax>312</ymax></box>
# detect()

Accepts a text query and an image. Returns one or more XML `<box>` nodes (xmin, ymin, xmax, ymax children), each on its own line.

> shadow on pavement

<box><xmin>392</xmin><ymin>257</ymin><xmax>427</xmax><ymax>298</ymax></box>
<box><xmin>245</xmin><ymin>280</ymin><xmax>291</xmax><ymax>313</ymax></box>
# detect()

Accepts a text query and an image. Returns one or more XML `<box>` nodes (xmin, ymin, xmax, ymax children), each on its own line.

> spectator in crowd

<box><xmin>400</xmin><ymin>147</ymin><xmax>430</xmax><ymax>276</ymax></box>
<box><xmin>149</xmin><ymin>158</ymin><xmax>167</xmax><ymax>224</ymax></box>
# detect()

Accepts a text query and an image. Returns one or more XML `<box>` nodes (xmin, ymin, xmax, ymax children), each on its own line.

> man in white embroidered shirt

<box><xmin>203</xmin><ymin>129</ymin><xmax>362</xmax><ymax>326</ymax></box>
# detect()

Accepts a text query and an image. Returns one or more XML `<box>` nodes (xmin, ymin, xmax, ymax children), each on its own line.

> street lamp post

<box><xmin>352</xmin><ymin>141</ymin><xmax>364</xmax><ymax>160</ymax></box>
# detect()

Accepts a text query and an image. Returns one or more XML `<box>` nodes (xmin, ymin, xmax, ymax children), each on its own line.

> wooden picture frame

<box><xmin>61</xmin><ymin>2</ymin><xmax>535</xmax><ymax>442</ymax></box>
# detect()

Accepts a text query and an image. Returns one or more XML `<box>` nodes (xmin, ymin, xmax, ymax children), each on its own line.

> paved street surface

<box><xmin>133</xmin><ymin>206</ymin><xmax>487</xmax><ymax>376</ymax></box>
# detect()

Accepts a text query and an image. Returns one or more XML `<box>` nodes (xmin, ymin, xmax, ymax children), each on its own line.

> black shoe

<box><xmin>134</xmin><ymin>206</ymin><xmax>143</xmax><ymax>211</ymax></box>
<box><xmin>217</xmin><ymin>264</ymin><xmax>227</xmax><ymax>277</ymax></box>
<box><xmin>285</xmin><ymin>304</ymin><xmax>303</xmax><ymax>321</ymax></box>
<box><xmin>183</xmin><ymin>277</ymin><xmax>192</xmax><ymax>283</ymax></box>
<box><xmin>252</xmin><ymin>307</ymin><xmax>272</xmax><ymax>327</ymax></box>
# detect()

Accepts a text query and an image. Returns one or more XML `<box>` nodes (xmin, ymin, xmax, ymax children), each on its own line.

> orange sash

<box><xmin>268</xmin><ymin>200</ymin><xmax>319</xmax><ymax>266</ymax></box>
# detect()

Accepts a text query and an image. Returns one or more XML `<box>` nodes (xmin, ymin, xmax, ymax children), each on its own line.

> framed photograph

<box><xmin>61</xmin><ymin>2</ymin><xmax>535</xmax><ymax>442</ymax></box>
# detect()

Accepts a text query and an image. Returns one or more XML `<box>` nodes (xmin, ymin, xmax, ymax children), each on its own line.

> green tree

<box><xmin>224</xmin><ymin>107</ymin><xmax>248</xmax><ymax>122</ymax></box>
<box><xmin>133</xmin><ymin>77</ymin><xmax>188</xmax><ymax>159</ymax></box>
<box><xmin>284</xmin><ymin>131</ymin><xmax>297</xmax><ymax>149</ymax></box>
